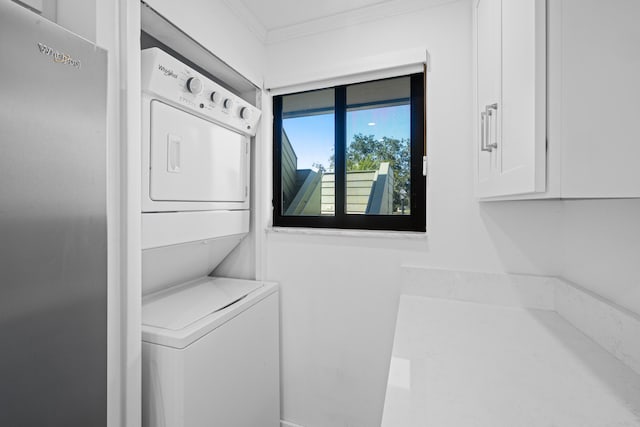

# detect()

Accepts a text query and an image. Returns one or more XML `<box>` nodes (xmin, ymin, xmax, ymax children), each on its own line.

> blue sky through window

<box><xmin>283</xmin><ymin>104</ymin><xmax>410</xmax><ymax>171</ymax></box>
<box><xmin>283</xmin><ymin>113</ymin><xmax>334</xmax><ymax>171</ymax></box>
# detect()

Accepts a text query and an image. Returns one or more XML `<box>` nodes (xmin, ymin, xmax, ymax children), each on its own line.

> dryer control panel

<box><xmin>141</xmin><ymin>48</ymin><xmax>261</xmax><ymax>137</ymax></box>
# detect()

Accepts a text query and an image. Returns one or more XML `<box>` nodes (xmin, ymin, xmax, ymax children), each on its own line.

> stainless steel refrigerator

<box><xmin>0</xmin><ymin>1</ymin><xmax>108</xmax><ymax>425</ymax></box>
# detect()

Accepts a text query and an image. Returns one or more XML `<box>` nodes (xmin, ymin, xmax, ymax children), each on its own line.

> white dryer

<box><xmin>140</xmin><ymin>48</ymin><xmax>279</xmax><ymax>427</ymax></box>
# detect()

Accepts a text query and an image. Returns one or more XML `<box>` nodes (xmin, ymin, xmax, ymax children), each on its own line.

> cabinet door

<box><xmin>475</xmin><ymin>0</ymin><xmax>501</xmax><ymax>190</ymax></box>
<box><xmin>476</xmin><ymin>0</ymin><xmax>546</xmax><ymax>198</ymax></box>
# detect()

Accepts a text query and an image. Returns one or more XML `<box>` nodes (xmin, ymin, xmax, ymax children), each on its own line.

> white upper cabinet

<box><xmin>474</xmin><ymin>0</ymin><xmax>640</xmax><ymax>200</ymax></box>
<box><xmin>474</xmin><ymin>0</ymin><xmax>546</xmax><ymax>198</ymax></box>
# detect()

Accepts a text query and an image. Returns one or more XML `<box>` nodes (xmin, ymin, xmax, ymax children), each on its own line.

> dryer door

<box><xmin>149</xmin><ymin>100</ymin><xmax>248</xmax><ymax>202</ymax></box>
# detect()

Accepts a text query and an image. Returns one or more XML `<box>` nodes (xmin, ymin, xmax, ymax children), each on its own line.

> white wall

<box><xmin>265</xmin><ymin>1</ymin><xmax>565</xmax><ymax>426</ymax></box>
<box><xmin>18</xmin><ymin>0</ymin><xmax>96</xmax><ymax>41</ymax></box>
<box><xmin>57</xmin><ymin>0</ymin><xmax>97</xmax><ymax>41</ymax></box>
<box><xmin>562</xmin><ymin>199</ymin><xmax>640</xmax><ymax>314</ymax></box>
<box><xmin>143</xmin><ymin>0</ymin><xmax>265</xmax><ymax>87</ymax></box>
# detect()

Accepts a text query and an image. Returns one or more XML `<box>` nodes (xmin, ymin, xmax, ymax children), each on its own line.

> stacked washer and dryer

<box><xmin>140</xmin><ymin>48</ymin><xmax>279</xmax><ymax>427</ymax></box>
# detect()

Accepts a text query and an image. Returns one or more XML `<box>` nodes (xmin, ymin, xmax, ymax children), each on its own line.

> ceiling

<box><xmin>224</xmin><ymin>0</ymin><xmax>455</xmax><ymax>43</ymax></box>
<box><xmin>238</xmin><ymin>0</ymin><xmax>394</xmax><ymax>31</ymax></box>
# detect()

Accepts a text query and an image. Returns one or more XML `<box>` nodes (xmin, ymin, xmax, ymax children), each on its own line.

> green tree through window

<box><xmin>329</xmin><ymin>133</ymin><xmax>411</xmax><ymax>212</ymax></box>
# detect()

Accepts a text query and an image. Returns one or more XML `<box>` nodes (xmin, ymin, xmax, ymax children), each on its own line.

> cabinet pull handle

<box><xmin>486</xmin><ymin>103</ymin><xmax>498</xmax><ymax>150</ymax></box>
<box><xmin>480</xmin><ymin>111</ymin><xmax>490</xmax><ymax>152</ymax></box>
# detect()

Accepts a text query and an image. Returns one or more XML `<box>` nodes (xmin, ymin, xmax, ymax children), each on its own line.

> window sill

<box><xmin>266</xmin><ymin>226</ymin><xmax>427</xmax><ymax>240</ymax></box>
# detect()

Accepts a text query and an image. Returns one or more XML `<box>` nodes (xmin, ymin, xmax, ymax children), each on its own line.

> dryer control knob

<box><xmin>239</xmin><ymin>107</ymin><xmax>252</xmax><ymax>120</ymax></box>
<box><xmin>210</xmin><ymin>91</ymin><xmax>222</xmax><ymax>104</ymax></box>
<box><xmin>223</xmin><ymin>98</ymin><xmax>233</xmax><ymax>109</ymax></box>
<box><xmin>186</xmin><ymin>77</ymin><xmax>203</xmax><ymax>94</ymax></box>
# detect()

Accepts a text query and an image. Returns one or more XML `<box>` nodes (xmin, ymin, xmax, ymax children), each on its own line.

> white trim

<box><xmin>268</xmin><ymin>226</ymin><xmax>427</xmax><ymax>240</ymax></box>
<box><xmin>281</xmin><ymin>420</ymin><xmax>306</xmax><ymax>427</ymax></box>
<box><xmin>254</xmin><ymin>89</ymin><xmax>270</xmax><ymax>281</ymax></box>
<box><xmin>121</xmin><ymin>1</ymin><xmax>143</xmax><ymax>425</ymax></box>
<box><xmin>266</xmin><ymin>49</ymin><xmax>429</xmax><ymax>95</ymax></box>
<box><xmin>97</xmin><ymin>1</ymin><xmax>142</xmax><ymax>425</ymax></box>
<box><xmin>96</xmin><ymin>1</ymin><xmax>121</xmax><ymax>425</ymax></box>
<box><xmin>266</xmin><ymin>0</ymin><xmax>460</xmax><ymax>44</ymax></box>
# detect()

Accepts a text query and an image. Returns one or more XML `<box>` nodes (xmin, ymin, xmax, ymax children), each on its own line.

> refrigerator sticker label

<box><xmin>37</xmin><ymin>43</ymin><xmax>81</xmax><ymax>69</ymax></box>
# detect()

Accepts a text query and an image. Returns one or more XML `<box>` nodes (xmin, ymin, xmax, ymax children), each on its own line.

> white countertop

<box><xmin>382</xmin><ymin>295</ymin><xmax>640</xmax><ymax>427</ymax></box>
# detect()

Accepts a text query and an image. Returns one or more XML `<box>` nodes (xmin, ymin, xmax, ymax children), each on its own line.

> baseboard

<box><xmin>281</xmin><ymin>420</ymin><xmax>305</xmax><ymax>427</ymax></box>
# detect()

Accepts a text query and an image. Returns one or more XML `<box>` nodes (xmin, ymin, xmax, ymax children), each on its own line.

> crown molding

<box><xmin>223</xmin><ymin>0</ymin><xmax>460</xmax><ymax>46</ymax></box>
<box><xmin>265</xmin><ymin>0</ymin><xmax>459</xmax><ymax>45</ymax></box>
<box><xmin>221</xmin><ymin>0</ymin><xmax>268</xmax><ymax>44</ymax></box>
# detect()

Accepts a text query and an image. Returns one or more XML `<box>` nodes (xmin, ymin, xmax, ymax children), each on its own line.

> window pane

<box><xmin>346</xmin><ymin>77</ymin><xmax>411</xmax><ymax>215</ymax></box>
<box><xmin>281</xmin><ymin>89</ymin><xmax>335</xmax><ymax>216</ymax></box>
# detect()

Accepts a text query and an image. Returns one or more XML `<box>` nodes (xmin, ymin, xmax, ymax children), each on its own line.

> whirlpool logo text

<box><xmin>158</xmin><ymin>64</ymin><xmax>178</xmax><ymax>79</ymax></box>
<box><xmin>37</xmin><ymin>42</ymin><xmax>81</xmax><ymax>69</ymax></box>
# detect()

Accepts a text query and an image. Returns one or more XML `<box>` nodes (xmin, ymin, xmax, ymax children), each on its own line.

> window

<box><xmin>273</xmin><ymin>73</ymin><xmax>425</xmax><ymax>232</ymax></box>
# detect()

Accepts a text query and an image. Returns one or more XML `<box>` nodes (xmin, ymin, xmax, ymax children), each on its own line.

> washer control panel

<box><xmin>141</xmin><ymin>48</ymin><xmax>261</xmax><ymax>137</ymax></box>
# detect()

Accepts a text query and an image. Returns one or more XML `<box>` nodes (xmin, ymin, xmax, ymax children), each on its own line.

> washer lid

<box><xmin>142</xmin><ymin>277</ymin><xmax>262</xmax><ymax>331</ymax></box>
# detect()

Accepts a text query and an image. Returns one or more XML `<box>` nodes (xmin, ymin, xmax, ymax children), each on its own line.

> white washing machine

<box><xmin>142</xmin><ymin>277</ymin><xmax>280</xmax><ymax>427</ymax></box>
<box><xmin>140</xmin><ymin>48</ymin><xmax>279</xmax><ymax>427</ymax></box>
